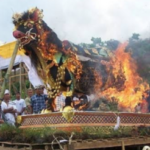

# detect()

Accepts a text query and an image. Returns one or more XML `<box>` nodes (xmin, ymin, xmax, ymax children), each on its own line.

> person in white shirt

<box><xmin>14</xmin><ymin>92</ymin><xmax>26</xmax><ymax>116</ymax></box>
<box><xmin>1</xmin><ymin>89</ymin><xmax>17</xmax><ymax>126</ymax></box>
<box><xmin>55</xmin><ymin>92</ymin><xmax>66</xmax><ymax>111</ymax></box>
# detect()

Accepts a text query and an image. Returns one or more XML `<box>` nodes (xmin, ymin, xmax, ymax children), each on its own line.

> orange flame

<box><xmin>99</xmin><ymin>43</ymin><xmax>149</xmax><ymax>111</ymax></box>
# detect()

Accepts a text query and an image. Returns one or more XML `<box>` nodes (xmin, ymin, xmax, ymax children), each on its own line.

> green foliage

<box><xmin>25</xmin><ymin>80</ymin><xmax>30</xmax><ymax>89</ymax></box>
<box><xmin>13</xmin><ymin>128</ymin><xmax>41</xmax><ymax>143</ymax></box>
<box><xmin>0</xmin><ymin>124</ymin><xmax>21</xmax><ymax>141</ymax></box>
<box><xmin>108</xmin><ymin>97</ymin><xmax>119</xmax><ymax>111</ymax></box>
<box><xmin>79</xmin><ymin>37</ymin><xmax>103</xmax><ymax>48</ymax></box>
<box><xmin>106</xmin><ymin>39</ymin><xmax>120</xmax><ymax>50</ymax></box>
<box><xmin>91</xmin><ymin>37</ymin><xmax>102</xmax><ymax>45</ymax></box>
<box><xmin>79</xmin><ymin>43</ymin><xmax>95</xmax><ymax>48</ymax></box>
<box><xmin>127</xmin><ymin>37</ymin><xmax>150</xmax><ymax>84</ymax></box>
<box><xmin>2</xmin><ymin>71</ymin><xmax>6</xmax><ymax>78</ymax></box>
<box><xmin>0</xmin><ymin>124</ymin><xmax>150</xmax><ymax>143</ymax></box>
<box><xmin>9</xmin><ymin>79</ymin><xmax>30</xmax><ymax>100</ymax></box>
<box><xmin>130</xmin><ymin>33</ymin><xmax>140</xmax><ymax>40</ymax></box>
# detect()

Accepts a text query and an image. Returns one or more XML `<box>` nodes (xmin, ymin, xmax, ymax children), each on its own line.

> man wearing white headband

<box><xmin>1</xmin><ymin>89</ymin><xmax>17</xmax><ymax>126</ymax></box>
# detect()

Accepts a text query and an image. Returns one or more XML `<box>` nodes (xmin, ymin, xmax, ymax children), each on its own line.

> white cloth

<box><xmin>14</xmin><ymin>99</ymin><xmax>26</xmax><ymax>115</ymax></box>
<box><xmin>22</xmin><ymin>55</ymin><xmax>44</xmax><ymax>87</ymax></box>
<box><xmin>0</xmin><ymin>55</ymin><xmax>44</xmax><ymax>88</ymax></box>
<box><xmin>73</xmin><ymin>97</ymin><xmax>79</xmax><ymax>101</ymax></box>
<box><xmin>114</xmin><ymin>116</ymin><xmax>120</xmax><ymax>130</ymax></box>
<box><xmin>1</xmin><ymin>101</ymin><xmax>16</xmax><ymax>125</ymax></box>
<box><xmin>55</xmin><ymin>94</ymin><xmax>66</xmax><ymax>111</ymax></box>
<box><xmin>4</xmin><ymin>89</ymin><xmax>9</xmax><ymax>94</ymax></box>
<box><xmin>0</xmin><ymin>55</ymin><xmax>22</xmax><ymax>70</ymax></box>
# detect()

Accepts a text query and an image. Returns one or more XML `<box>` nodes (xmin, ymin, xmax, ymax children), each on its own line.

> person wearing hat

<box><xmin>31</xmin><ymin>85</ymin><xmax>46</xmax><ymax>114</ymax></box>
<box><xmin>1</xmin><ymin>89</ymin><xmax>17</xmax><ymax>126</ymax></box>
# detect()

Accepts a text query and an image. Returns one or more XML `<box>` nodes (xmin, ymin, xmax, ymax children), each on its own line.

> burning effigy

<box><xmin>12</xmin><ymin>7</ymin><xmax>149</xmax><ymax>112</ymax></box>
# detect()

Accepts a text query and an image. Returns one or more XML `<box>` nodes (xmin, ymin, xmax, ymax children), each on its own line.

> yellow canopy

<box><xmin>0</xmin><ymin>41</ymin><xmax>24</xmax><ymax>58</ymax></box>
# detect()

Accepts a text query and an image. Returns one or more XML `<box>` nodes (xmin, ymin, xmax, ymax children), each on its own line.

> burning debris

<box><xmin>94</xmin><ymin>43</ymin><xmax>149</xmax><ymax>112</ymax></box>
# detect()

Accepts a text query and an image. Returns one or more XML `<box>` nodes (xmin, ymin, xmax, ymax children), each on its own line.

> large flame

<box><xmin>99</xmin><ymin>43</ymin><xmax>149</xmax><ymax>111</ymax></box>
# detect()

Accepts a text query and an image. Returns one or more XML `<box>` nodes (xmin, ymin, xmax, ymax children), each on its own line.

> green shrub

<box><xmin>0</xmin><ymin>124</ymin><xmax>21</xmax><ymax>141</ymax></box>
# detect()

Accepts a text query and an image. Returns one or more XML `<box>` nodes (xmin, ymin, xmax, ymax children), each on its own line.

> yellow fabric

<box><xmin>41</xmin><ymin>109</ymin><xmax>52</xmax><ymax>114</ymax></box>
<box><xmin>61</xmin><ymin>106</ymin><xmax>74</xmax><ymax>122</ymax></box>
<box><xmin>16</xmin><ymin>115</ymin><xmax>22</xmax><ymax>124</ymax></box>
<box><xmin>0</xmin><ymin>41</ymin><xmax>25</xmax><ymax>58</ymax></box>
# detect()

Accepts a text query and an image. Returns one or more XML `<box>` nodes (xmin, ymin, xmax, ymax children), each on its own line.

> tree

<box><xmin>106</xmin><ymin>39</ymin><xmax>120</xmax><ymax>50</ymax></box>
<box><xmin>130</xmin><ymin>33</ymin><xmax>140</xmax><ymax>41</ymax></box>
<box><xmin>91</xmin><ymin>37</ymin><xmax>102</xmax><ymax>46</ymax></box>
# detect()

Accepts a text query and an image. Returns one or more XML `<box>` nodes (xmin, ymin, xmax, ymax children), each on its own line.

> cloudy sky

<box><xmin>0</xmin><ymin>0</ymin><xmax>150</xmax><ymax>44</ymax></box>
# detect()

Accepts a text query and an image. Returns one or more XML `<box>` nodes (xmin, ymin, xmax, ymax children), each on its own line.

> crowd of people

<box><xmin>0</xmin><ymin>85</ymin><xmax>91</xmax><ymax>126</ymax></box>
<box><xmin>1</xmin><ymin>84</ymin><xmax>150</xmax><ymax>126</ymax></box>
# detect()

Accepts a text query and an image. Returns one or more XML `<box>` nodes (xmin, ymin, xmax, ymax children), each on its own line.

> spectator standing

<box><xmin>40</xmin><ymin>85</ymin><xmax>47</xmax><ymax>95</ymax></box>
<box><xmin>25</xmin><ymin>88</ymin><xmax>33</xmax><ymax>114</ymax></box>
<box><xmin>14</xmin><ymin>92</ymin><xmax>26</xmax><ymax>116</ymax></box>
<box><xmin>31</xmin><ymin>86</ymin><xmax>46</xmax><ymax>114</ymax></box>
<box><xmin>40</xmin><ymin>85</ymin><xmax>47</xmax><ymax>99</ymax></box>
<box><xmin>1</xmin><ymin>89</ymin><xmax>17</xmax><ymax>126</ymax></box>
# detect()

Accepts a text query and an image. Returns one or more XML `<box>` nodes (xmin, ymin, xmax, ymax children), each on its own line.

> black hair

<box><xmin>79</xmin><ymin>95</ymin><xmax>88</xmax><ymax>105</ymax></box>
<box><xmin>65</xmin><ymin>96</ymin><xmax>72</xmax><ymax>106</ymax></box>
<box><xmin>45</xmin><ymin>98</ymin><xmax>54</xmax><ymax>112</ymax></box>
<box><xmin>16</xmin><ymin>92</ymin><xmax>20</xmax><ymax>95</ymax></box>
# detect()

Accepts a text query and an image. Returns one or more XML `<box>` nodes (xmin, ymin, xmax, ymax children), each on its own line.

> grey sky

<box><xmin>0</xmin><ymin>0</ymin><xmax>150</xmax><ymax>44</ymax></box>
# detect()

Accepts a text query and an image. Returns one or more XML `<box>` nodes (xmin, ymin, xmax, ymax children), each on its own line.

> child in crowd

<box><xmin>41</xmin><ymin>98</ymin><xmax>54</xmax><ymax>114</ymax></box>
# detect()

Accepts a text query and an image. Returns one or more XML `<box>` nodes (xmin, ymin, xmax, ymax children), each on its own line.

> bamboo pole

<box><xmin>19</xmin><ymin>63</ymin><xmax>22</xmax><ymax>93</ymax></box>
<box><xmin>9</xmin><ymin>76</ymin><xmax>11</xmax><ymax>95</ymax></box>
<box><xmin>9</xmin><ymin>73</ymin><xmax>27</xmax><ymax>78</ymax></box>
<box><xmin>0</xmin><ymin>70</ymin><xmax>2</xmax><ymax>81</ymax></box>
<box><xmin>0</xmin><ymin>41</ymin><xmax>20</xmax><ymax>98</ymax></box>
<box><xmin>121</xmin><ymin>141</ymin><xmax>125</xmax><ymax>150</ymax></box>
<box><xmin>0</xmin><ymin>70</ymin><xmax>2</xmax><ymax>89</ymax></box>
<box><xmin>14</xmin><ymin>68</ymin><xmax>17</xmax><ymax>83</ymax></box>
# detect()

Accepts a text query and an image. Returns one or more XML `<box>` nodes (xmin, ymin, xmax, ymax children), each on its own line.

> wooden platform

<box><xmin>0</xmin><ymin>137</ymin><xmax>150</xmax><ymax>150</ymax></box>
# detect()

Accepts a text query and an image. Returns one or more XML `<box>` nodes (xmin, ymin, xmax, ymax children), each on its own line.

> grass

<box><xmin>0</xmin><ymin>124</ymin><xmax>149</xmax><ymax>143</ymax></box>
